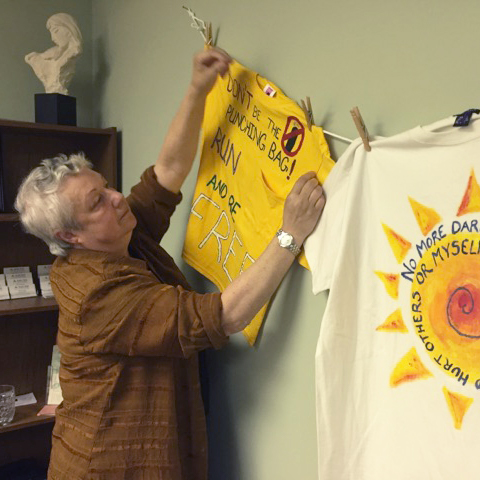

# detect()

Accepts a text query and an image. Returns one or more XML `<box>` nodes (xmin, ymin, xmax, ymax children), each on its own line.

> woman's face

<box><xmin>49</xmin><ymin>24</ymin><xmax>71</xmax><ymax>47</ymax></box>
<box><xmin>58</xmin><ymin>168</ymin><xmax>137</xmax><ymax>256</ymax></box>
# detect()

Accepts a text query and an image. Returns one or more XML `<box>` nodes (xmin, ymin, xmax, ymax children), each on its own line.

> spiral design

<box><xmin>447</xmin><ymin>285</ymin><xmax>480</xmax><ymax>338</ymax></box>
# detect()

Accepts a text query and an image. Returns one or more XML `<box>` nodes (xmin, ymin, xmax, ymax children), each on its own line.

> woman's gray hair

<box><xmin>15</xmin><ymin>152</ymin><xmax>92</xmax><ymax>257</ymax></box>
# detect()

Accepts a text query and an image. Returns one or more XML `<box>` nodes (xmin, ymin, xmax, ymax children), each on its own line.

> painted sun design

<box><xmin>376</xmin><ymin>169</ymin><xmax>480</xmax><ymax>430</ymax></box>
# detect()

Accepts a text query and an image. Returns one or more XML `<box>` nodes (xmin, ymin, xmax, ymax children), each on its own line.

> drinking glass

<box><xmin>0</xmin><ymin>385</ymin><xmax>15</xmax><ymax>426</ymax></box>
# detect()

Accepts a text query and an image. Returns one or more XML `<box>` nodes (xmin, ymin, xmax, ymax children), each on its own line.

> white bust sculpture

<box><xmin>25</xmin><ymin>13</ymin><xmax>83</xmax><ymax>95</ymax></box>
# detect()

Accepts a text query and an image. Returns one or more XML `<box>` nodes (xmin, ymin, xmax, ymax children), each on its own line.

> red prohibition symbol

<box><xmin>281</xmin><ymin>116</ymin><xmax>305</xmax><ymax>157</ymax></box>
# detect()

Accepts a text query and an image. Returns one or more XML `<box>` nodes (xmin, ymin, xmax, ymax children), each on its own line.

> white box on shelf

<box><xmin>39</xmin><ymin>275</ymin><xmax>51</xmax><ymax>287</ymax></box>
<box><xmin>39</xmin><ymin>275</ymin><xmax>53</xmax><ymax>296</ymax></box>
<box><xmin>3</xmin><ymin>266</ymin><xmax>31</xmax><ymax>274</ymax></box>
<box><xmin>8</xmin><ymin>283</ymin><xmax>37</xmax><ymax>299</ymax></box>
<box><xmin>37</xmin><ymin>265</ymin><xmax>52</xmax><ymax>276</ymax></box>
<box><xmin>0</xmin><ymin>285</ymin><xmax>10</xmax><ymax>300</ymax></box>
<box><xmin>15</xmin><ymin>393</ymin><xmax>37</xmax><ymax>407</ymax></box>
<box><xmin>9</xmin><ymin>291</ymin><xmax>37</xmax><ymax>297</ymax></box>
<box><xmin>5</xmin><ymin>272</ymin><xmax>33</xmax><ymax>282</ymax></box>
<box><xmin>0</xmin><ymin>274</ymin><xmax>5</xmax><ymax>286</ymax></box>
<box><xmin>6</xmin><ymin>276</ymin><xmax>34</xmax><ymax>287</ymax></box>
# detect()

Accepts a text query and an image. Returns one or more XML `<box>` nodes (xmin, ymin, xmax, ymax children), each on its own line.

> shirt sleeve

<box><xmin>127</xmin><ymin>166</ymin><xmax>183</xmax><ymax>244</ymax></box>
<box><xmin>304</xmin><ymin>139</ymin><xmax>360</xmax><ymax>294</ymax></box>
<box><xmin>79</xmin><ymin>273</ymin><xmax>228</xmax><ymax>358</ymax></box>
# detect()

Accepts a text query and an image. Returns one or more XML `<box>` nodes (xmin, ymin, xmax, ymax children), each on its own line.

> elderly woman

<box><xmin>15</xmin><ymin>48</ymin><xmax>325</xmax><ymax>480</ymax></box>
<box><xmin>25</xmin><ymin>13</ymin><xmax>83</xmax><ymax>95</ymax></box>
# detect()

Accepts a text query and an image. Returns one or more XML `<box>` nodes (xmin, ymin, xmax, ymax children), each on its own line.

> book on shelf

<box><xmin>38</xmin><ymin>345</ymin><xmax>62</xmax><ymax>417</ymax></box>
<box><xmin>47</xmin><ymin>345</ymin><xmax>63</xmax><ymax>404</ymax></box>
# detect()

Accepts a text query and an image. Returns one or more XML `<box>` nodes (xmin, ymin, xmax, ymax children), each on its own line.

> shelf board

<box><xmin>0</xmin><ymin>296</ymin><xmax>58</xmax><ymax>315</ymax></box>
<box><xmin>0</xmin><ymin>117</ymin><xmax>116</xmax><ymax>136</ymax></box>
<box><xmin>0</xmin><ymin>403</ymin><xmax>54</xmax><ymax>434</ymax></box>
<box><xmin>0</xmin><ymin>213</ymin><xmax>19</xmax><ymax>222</ymax></box>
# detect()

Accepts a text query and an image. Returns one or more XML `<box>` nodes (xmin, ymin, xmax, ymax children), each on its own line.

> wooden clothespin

<box><xmin>306</xmin><ymin>97</ymin><xmax>315</xmax><ymax>125</ymax></box>
<box><xmin>205</xmin><ymin>22</ymin><xmax>213</xmax><ymax>46</ymax></box>
<box><xmin>299</xmin><ymin>96</ymin><xmax>314</xmax><ymax>129</ymax></box>
<box><xmin>350</xmin><ymin>106</ymin><xmax>371</xmax><ymax>151</ymax></box>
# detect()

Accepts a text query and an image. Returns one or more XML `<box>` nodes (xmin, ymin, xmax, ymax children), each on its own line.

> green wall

<box><xmin>4</xmin><ymin>1</ymin><xmax>480</xmax><ymax>479</ymax></box>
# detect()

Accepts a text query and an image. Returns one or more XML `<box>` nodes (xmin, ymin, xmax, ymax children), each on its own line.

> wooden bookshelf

<box><xmin>0</xmin><ymin>297</ymin><xmax>57</xmax><ymax>315</ymax></box>
<box><xmin>0</xmin><ymin>213</ymin><xmax>18</xmax><ymax>222</ymax></box>
<box><xmin>0</xmin><ymin>403</ymin><xmax>54</xmax><ymax>434</ymax></box>
<box><xmin>0</xmin><ymin>118</ymin><xmax>118</xmax><ymax>468</ymax></box>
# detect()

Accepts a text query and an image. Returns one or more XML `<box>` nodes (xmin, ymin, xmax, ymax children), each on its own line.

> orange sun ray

<box><xmin>390</xmin><ymin>347</ymin><xmax>433</xmax><ymax>387</ymax></box>
<box><xmin>382</xmin><ymin>223</ymin><xmax>412</xmax><ymax>263</ymax></box>
<box><xmin>457</xmin><ymin>169</ymin><xmax>480</xmax><ymax>216</ymax></box>
<box><xmin>442</xmin><ymin>386</ymin><xmax>473</xmax><ymax>430</ymax></box>
<box><xmin>376</xmin><ymin>308</ymin><xmax>408</xmax><ymax>333</ymax></box>
<box><xmin>374</xmin><ymin>271</ymin><xmax>399</xmax><ymax>299</ymax></box>
<box><xmin>408</xmin><ymin>197</ymin><xmax>442</xmax><ymax>235</ymax></box>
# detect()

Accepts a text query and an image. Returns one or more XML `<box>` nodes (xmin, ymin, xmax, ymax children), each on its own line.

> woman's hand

<box><xmin>190</xmin><ymin>47</ymin><xmax>232</xmax><ymax>96</ymax></box>
<box><xmin>154</xmin><ymin>48</ymin><xmax>231</xmax><ymax>193</ymax></box>
<box><xmin>281</xmin><ymin>172</ymin><xmax>326</xmax><ymax>247</ymax></box>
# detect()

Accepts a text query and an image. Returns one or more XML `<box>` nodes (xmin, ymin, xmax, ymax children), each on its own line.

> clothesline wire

<box><xmin>323</xmin><ymin>130</ymin><xmax>353</xmax><ymax>144</ymax></box>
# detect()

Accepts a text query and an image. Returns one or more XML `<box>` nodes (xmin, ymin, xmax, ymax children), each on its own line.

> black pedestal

<box><xmin>35</xmin><ymin>93</ymin><xmax>76</xmax><ymax>126</ymax></box>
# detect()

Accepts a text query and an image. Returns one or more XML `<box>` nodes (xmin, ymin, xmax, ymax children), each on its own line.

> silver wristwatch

<box><xmin>276</xmin><ymin>229</ymin><xmax>301</xmax><ymax>256</ymax></box>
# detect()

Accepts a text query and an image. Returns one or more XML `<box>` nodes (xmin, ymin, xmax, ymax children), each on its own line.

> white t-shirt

<box><xmin>305</xmin><ymin>115</ymin><xmax>480</xmax><ymax>479</ymax></box>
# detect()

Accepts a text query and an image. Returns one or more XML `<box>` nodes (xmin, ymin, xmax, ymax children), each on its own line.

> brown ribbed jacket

<box><xmin>48</xmin><ymin>167</ymin><xmax>228</xmax><ymax>480</ymax></box>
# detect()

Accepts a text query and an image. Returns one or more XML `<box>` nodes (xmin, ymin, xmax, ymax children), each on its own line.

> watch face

<box><xmin>279</xmin><ymin>232</ymin><xmax>293</xmax><ymax>247</ymax></box>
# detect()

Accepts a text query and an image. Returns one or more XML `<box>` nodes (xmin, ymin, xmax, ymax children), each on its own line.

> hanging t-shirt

<box><xmin>183</xmin><ymin>60</ymin><xmax>334</xmax><ymax>345</ymax></box>
<box><xmin>304</xmin><ymin>116</ymin><xmax>480</xmax><ymax>479</ymax></box>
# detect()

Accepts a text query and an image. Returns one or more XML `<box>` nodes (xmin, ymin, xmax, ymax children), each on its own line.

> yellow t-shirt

<box><xmin>183</xmin><ymin>60</ymin><xmax>334</xmax><ymax>345</ymax></box>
